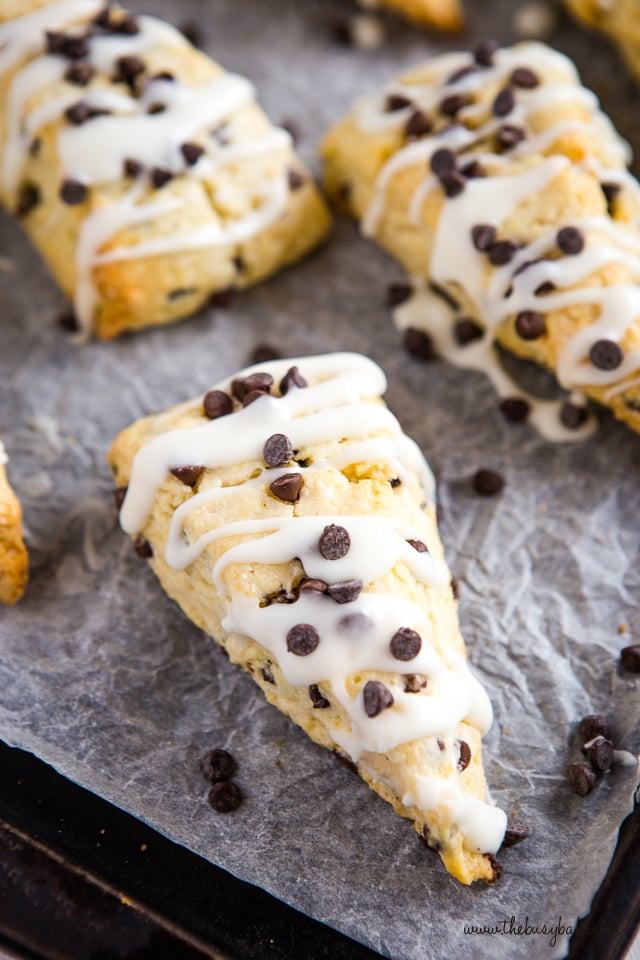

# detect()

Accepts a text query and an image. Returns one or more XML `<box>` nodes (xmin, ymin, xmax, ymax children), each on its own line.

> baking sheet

<box><xmin>1</xmin><ymin>2</ymin><xmax>639</xmax><ymax>958</ymax></box>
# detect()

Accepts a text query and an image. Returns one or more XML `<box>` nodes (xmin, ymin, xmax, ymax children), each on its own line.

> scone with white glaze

<box><xmin>322</xmin><ymin>41</ymin><xmax>640</xmax><ymax>439</ymax></box>
<box><xmin>0</xmin><ymin>0</ymin><xmax>331</xmax><ymax>340</ymax></box>
<box><xmin>566</xmin><ymin>0</ymin><xmax>640</xmax><ymax>84</ymax></box>
<box><xmin>0</xmin><ymin>443</ymin><xmax>28</xmax><ymax>605</ymax></box>
<box><xmin>108</xmin><ymin>352</ymin><xmax>508</xmax><ymax>885</ymax></box>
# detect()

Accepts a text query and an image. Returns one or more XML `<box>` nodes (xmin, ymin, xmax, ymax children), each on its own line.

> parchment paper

<box><xmin>1</xmin><ymin>2</ymin><xmax>639</xmax><ymax>958</ymax></box>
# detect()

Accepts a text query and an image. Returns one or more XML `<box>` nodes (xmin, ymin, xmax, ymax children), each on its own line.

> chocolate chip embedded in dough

<box><xmin>420</xmin><ymin>825</ymin><xmax>441</xmax><ymax>853</ymax></box>
<box><xmin>309</xmin><ymin>684</ymin><xmax>330</xmax><ymax>709</ymax></box>
<box><xmin>287</xmin><ymin>169</ymin><xmax>305</xmax><ymax>191</ymax></box>
<box><xmin>286</xmin><ymin>623</ymin><xmax>320</xmax><ymax>656</ymax></box>
<box><xmin>319</xmin><ymin>524</ymin><xmax>350</xmax><ymax>560</ymax></box>
<box><xmin>390</xmin><ymin>627</ymin><xmax>422</xmax><ymax>661</ymax></box>
<box><xmin>56</xmin><ymin>310</ymin><xmax>79</xmax><ymax>333</ymax></box>
<box><xmin>471</xmin><ymin>223</ymin><xmax>497</xmax><ymax>252</ymax></box>
<box><xmin>460</xmin><ymin>159</ymin><xmax>486</xmax><ymax>179</ymax></box>
<box><xmin>499</xmin><ymin>397</ymin><xmax>530</xmax><ymax>423</ymax></box>
<box><xmin>472</xmin><ymin>468</ymin><xmax>505</xmax><ymax>496</ymax></box>
<box><xmin>114</xmin><ymin>14</ymin><xmax>140</xmax><ymax>36</ymax></box>
<box><xmin>115</xmin><ymin>54</ymin><xmax>146</xmax><ymax>86</ymax></box>
<box><xmin>123</xmin><ymin>158</ymin><xmax>144</xmax><ymax>178</ymax></box>
<box><xmin>389</xmin><ymin>478</ymin><xmax>401</xmax><ymax>488</ymax></box>
<box><xmin>620</xmin><ymin>644</ymin><xmax>640</xmax><ymax>673</ymax></box>
<box><xmin>454</xmin><ymin>318</ymin><xmax>483</xmax><ymax>345</ymax></box>
<box><xmin>404</xmin><ymin>674</ymin><xmax>427</xmax><ymax>693</ymax></box>
<box><xmin>298</xmin><ymin>578</ymin><xmax>328</xmax><ymax>595</ymax></box>
<box><xmin>589</xmin><ymin>339</ymin><xmax>624</xmax><ymax>371</ymax></box>
<box><xmin>447</xmin><ymin>64</ymin><xmax>478</xmax><ymax>84</ymax></box>
<box><xmin>497</xmin><ymin>123</ymin><xmax>526</xmax><ymax>150</ymax></box>
<box><xmin>492</xmin><ymin>86</ymin><xmax>515</xmax><ymax>117</ymax></box>
<box><xmin>64</xmin><ymin>101</ymin><xmax>92</xmax><ymax>125</ymax></box>
<box><xmin>451</xmin><ymin>578</ymin><xmax>460</xmax><ymax>600</ymax></box>
<box><xmin>199</xmin><ymin>748</ymin><xmax>236</xmax><ymax>783</ymax></box>
<box><xmin>430</xmin><ymin>148</ymin><xmax>456</xmax><ymax>177</ymax></box>
<box><xmin>601</xmin><ymin>181</ymin><xmax>621</xmax><ymax>214</ymax></box>
<box><xmin>181</xmin><ymin>142</ymin><xmax>205</xmax><ymax>166</ymax></box>
<box><xmin>16</xmin><ymin>183</ymin><xmax>41</xmax><ymax>218</ymax></box>
<box><xmin>511</xmin><ymin>67</ymin><xmax>540</xmax><ymax>88</ymax></box>
<box><xmin>557</xmin><ymin>226</ymin><xmax>585</xmax><ymax>255</ymax></box>
<box><xmin>113</xmin><ymin>486</ymin><xmax>127</xmax><ymax>511</ymax></box>
<box><xmin>133</xmin><ymin>534</ymin><xmax>153</xmax><ymax>558</ymax></box>
<box><xmin>487</xmin><ymin>240</ymin><xmax>517</xmax><ymax>266</ymax></box>
<box><xmin>501</xmin><ymin>819</ymin><xmax>530</xmax><ymax>848</ymax></box>
<box><xmin>46</xmin><ymin>31</ymin><xmax>90</xmax><ymax>59</ymax></box>
<box><xmin>403</xmin><ymin>328</ymin><xmax>436</xmax><ymax>362</ymax></box>
<box><xmin>203</xmin><ymin>389</ymin><xmax>233</xmax><ymax>420</ymax></box>
<box><xmin>474</xmin><ymin>39</ymin><xmax>498</xmax><ymax>67</ymax></box>
<box><xmin>385</xmin><ymin>282</ymin><xmax>413</xmax><ymax>308</ymax></box>
<box><xmin>243</xmin><ymin>389</ymin><xmax>269</xmax><ymax>407</ymax></box>
<box><xmin>560</xmin><ymin>398</ymin><xmax>588</xmax><ymax>430</ymax></box>
<box><xmin>269</xmin><ymin>473</ymin><xmax>303</xmax><ymax>503</ymax></box>
<box><xmin>440</xmin><ymin>170</ymin><xmax>466</xmax><ymax>198</ymax></box>
<box><xmin>65</xmin><ymin>61</ymin><xmax>94</xmax><ymax>86</ymax></box>
<box><xmin>582</xmin><ymin>736</ymin><xmax>614</xmax><ymax>773</ymax></box>
<box><xmin>566</xmin><ymin>761</ymin><xmax>597</xmax><ymax>797</ymax></box>
<box><xmin>457</xmin><ymin>740</ymin><xmax>472</xmax><ymax>772</ymax></box>
<box><xmin>280</xmin><ymin>365</ymin><xmax>308</xmax><ymax>395</ymax></box>
<box><xmin>327</xmin><ymin>579</ymin><xmax>363</xmax><ymax>604</ymax></box>
<box><xmin>487</xmin><ymin>854</ymin><xmax>503</xmax><ymax>881</ymax></box>
<box><xmin>439</xmin><ymin>94</ymin><xmax>469</xmax><ymax>117</ymax></box>
<box><xmin>578</xmin><ymin>714</ymin><xmax>612</xmax><ymax>742</ymax></box>
<box><xmin>515</xmin><ymin>309</ymin><xmax>546</xmax><ymax>340</ymax></box>
<box><xmin>535</xmin><ymin>280</ymin><xmax>556</xmax><ymax>296</ymax></box>
<box><xmin>209</xmin><ymin>287</ymin><xmax>236</xmax><ymax>308</ymax></box>
<box><xmin>151</xmin><ymin>166</ymin><xmax>173</xmax><ymax>188</ymax></box>
<box><xmin>363</xmin><ymin>680</ymin><xmax>394</xmax><ymax>718</ymax></box>
<box><xmin>385</xmin><ymin>92</ymin><xmax>413</xmax><ymax>111</ymax></box>
<box><xmin>60</xmin><ymin>179</ymin><xmax>88</xmax><ymax>205</ymax></box>
<box><xmin>207</xmin><ymin>781</ymin><xmax>243</xmax><ymax>813</ymax></box>
<box><xmin>405</xmin><ymin>109</ymin><xmax>432</xmax><ymax>139</ymax></box>
<box><xmin>263</xmin><ymin>433</ymin><xmax>294</xmax><ymax>468</ymax></box>
<box><xmin>170</xmin><ymin>465</ymin><xmax>204</xmax><ymax>487</ymax></box>
<box><xmin>261</xmin><ymin>664</ymin><xmax>275</xmax><ymax>684</ymax></box>
<box><xmin>232</xmin><ymin>372</ymin><xmax>273</xmax><ymax>402</ymax></box>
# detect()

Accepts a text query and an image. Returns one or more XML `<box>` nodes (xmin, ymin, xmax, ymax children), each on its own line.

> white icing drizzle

<box><xmin>119</xmin><ymin>352</ymin><xmax>505</xmax><ymax>853</ymax></box>
<box><xmin>1</xmin><ymin>1</ymin><xmax>294</xmax><ymax>335</ymax></box>
<box><xmin>0</xmin><ymin>440</ymin><xmax>7</xmax><ymax>467</ymax></box>
<box><xmin>352</xmin><ymin>42</ymin><xmax>640</xmax><ymax>436</ymax></box>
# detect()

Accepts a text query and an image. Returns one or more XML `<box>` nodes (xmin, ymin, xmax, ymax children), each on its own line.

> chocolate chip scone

<box><xmin>376</xmin><ymin>0</ymin><xmax>463</xmax><ymax>32</ymax></box>
<box><xmin>566</xmin><ymin>0</ymin><xmax>640</xmax><ymax>85</ymax></box>
<box><xmin>0</xmin><ymin>442</ymin><xmax>28</xmax><ymax>605</ymax></box>
<box><xmin>0</xmin><ymin>1</ymin><xmax>331</xmax><ymax>340</ymax></box>
<box><xmin>108</xmin><ymin>352</ymin><xmax>508</xmax><ymax>885</ymax></box>
<box><xmin>322</xmin><ymin>41</ymin><xmax>640</xmax><ymax>439</ymax></box>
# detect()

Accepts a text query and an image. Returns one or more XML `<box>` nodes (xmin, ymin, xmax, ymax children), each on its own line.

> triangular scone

<box><xmin>565</xmin><ymin>0</ymin><xmax>640</xmax><ymax>86</ymax></box>
<box><xmin>378</xmin><ymin>0</ymin><xmax>463</xmax><ymax>32</ymax></box>
<box><xmin>108</xmin><ymin>352</ymin><xmax>506</xmax><ymax>884</ymax></box>
<box><xmin>0</xmin><ymin>443</ymin><xmax>28</xmax><ymax>605</ymax></box>
<box><xmin>0</xmin><ymin>2</ymin><xmax>331</xmax><ymax>339</ymax></box>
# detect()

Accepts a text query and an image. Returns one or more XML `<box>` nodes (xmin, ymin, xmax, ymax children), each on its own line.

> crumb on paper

<box><xmin>513</xmin><ymin>1</ymin><xmax>559</xmax><ymax>39</ymax></box>
<box><xmin>619</xmin><ymin>624</ymin><xmax>628</xmax><ymax>634</ymax></box>
<box><xmin>351</xmin><ymin>14</ymin><xmax>386</xmax><ymax>51</ymax></box>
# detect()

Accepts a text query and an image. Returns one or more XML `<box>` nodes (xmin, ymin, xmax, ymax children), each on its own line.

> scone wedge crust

<box><xmin>322</xmin><ymin>42</ymin><xmax>640</xmax><ymax>437</ymax></box>
<box><xmin>566</xmin><ymin>0</ymin><xmax>640</xmax><ymax>84</ymax></box>
<box><xmin>379</xmin><ymin>0</ymin><xmax>464</xmax><ymax>32</ymax></box>
<box><xmin>0</xmin><ymin>445</ymin><xmax>28</xmax><ymax>605</ymax></box>
<box><xmin>0</xmin><ymin>1</ymin><xmax>331</xmax><ymax>339</ymax></box>
<box><xmin>108</xmin><ymin>352</ymin><xmax>507</xmax><ymax>885</ymax></box>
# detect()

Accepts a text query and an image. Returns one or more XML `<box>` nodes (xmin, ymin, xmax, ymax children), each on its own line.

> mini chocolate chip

<box><xmin>65</xmin><ymin>61</ymin><xmax>94</xmax><ymax>86</ymax></box>
<box><xmin>511</xmin><ymin>67</ymin><xmax>540</xmax><ymax>89</ymax></box>
<box><xmin>473</xmin><ymin>468</ymin><xmax>504</xmax><ymax>496</ymax></box>
<box><xmin>440</xmin><ymin>170</ymin><xmax>465</xmax><ymax>198</ymax></box>
<box><xmin>535</xmin><ymin>280</ymin><xmax>555</xmax><ymax>295</ymax></box>
<box><xmin>385</xmin><ymin>92</ymin><xmax>412</xmax><ymax>111</ymax></box>
<box><xmin>601</xmin><ymin>181</ymin><xmax>621</xmax><ymax>213</ymax></box>
<box><xmin>447</xmin><ymin>64</ymin><xmax>478</xmax><ymax>84</ymax></box>
<box><xmin>403</xmin><ymin>327</ymin><xmax>435</xmax><ymax>361</ymax></box>
<box><xmin>181</xmin><ymin>141</ymin><xmax>205</xmax><ymax>166</ymax></box>
<box><xmin>286</xmin><ymin>623</ymin><xmax>320</xmax><ymax>656</ymax></box>
<box><xmin>404</xmin><ymin>674</ymin><xmax>427</xmax><ymax>693</ymax></box>
<box><xmin>460</xmin><ymin>159</ymin><xmax>486</xmax><ymax>179</ymax></box>
<box><xmin>92</xmin><ymin>6</ymin><xmax>114</xmax><ymax>28</ymax></box>
<box><xmin>497</xmin><ymin>124</ymin><xmax>526</xmax><ymax>150</ymax></box>
<box><xmin>65</xmin><ymin>101</ymin><xmax>92</xmax><ymax>125</ymax></box>
<box><xmin>451</xmin><ymin>578</ymin><xmax>460</xmax><ymax>600</ymax></box>
<box><xmin>60</xmin><ymin>178</ymin><xmax>88</xmax><ymax>205</ymax></box>
<box><xmin>147</xmin><ymin>103</ymin><xmax>167</xmax><ymax>116</ymax></box>
<box><xmin>389</xmin><ymin>477</ymin><xmax>401</xmax><ymax>488</ymax></box>
<box><xmin>487</xmin><ymin>240</ymin><xmax>517</xmax><ymax>266</ymax></box>
<box><xmin>454</xmin><ymin>318</ymin><xmax>484</xmax><ymax>345</ymax></box>
<box><xmin>209</xmin><ymin>287</ymin><xmax>235</xmax><ymax>308</ymax></box>
<box><xmin>440</xmin><ymin>94</ymin><xmax>469</xmax><ymax>117</ymax></box>
<box><xmin>115</xmin><ymin>54</ymin><xmax>145</xmax><ymax>85</ymax></box>
<box><xmin>327</xmin><ymin>579</ymin><xmax>363</xmax><ymax>604</ymax></box>
<box><xmin>560</xmin><ymin>399</ymin><xmax>588</xmax><ymax>430</ymax></box>
<box><xmin>269</xmin><ymin>473</ymin><xmax>303</xmax><ymax>503</ymax></box>
<box><xmin>203</xmin><ymin>390</ymin><xmax>233</xmax><ymax>419</ymax></box>
<box><xmin>47</xmin><ymin>31</ymin><xmax>90</xmax><ymax>59</ymax></box>
<box><xmin>457</xmin><ymin>739</ymin><xmax>471</xmax><ymax>772</ymax></box>
<box><xmin>471</xmin><ymin>223</ymin><xmax>497</xmax><ymax>252</ymax></box>
<box><xmin>114</xmin><ymin>14</ymin><xmax>140</xmax><ymax>35</ymax></box>
<box><xmin>288</xmin><ymin>169</ymin><xmax>305</xmax><ymax>191</ymax></box>
<box><xmin>502</xmin><ymin>820</ymin><xmax>530</xmax><ymax>848</ymax></box>
<box><xmin>113</xmin><ymin>486</ymin><xmax>127</xmax><ymax>511</ymax></box>
<box><xmin>493</xmin><ymin>86</ymin><xmax>515</xmax><ymax>117</ymax></box>
<box><xmin>582</xmin><ymin>736</ymin><xmax>614</xmax><ymax>772</ymax></box>
<box><xmin>232</xmin><ymin>372</ymin><xmax>273</xmax><ymax>402</ymax></box>
<box><xmin>437</xmin><ymin>739</ymin><xmax>445</xmax><ymax>752</ymax></box>
<box><xmin>261</xmin><ymin>664</ymin><xmax>275</xmax><ymax>683</ymax></box>
<box><xmin>589</xmin><ymin>339</ymin><xmax>623</xmax><ymax>371</ymax></box>
<box><xmin>363</xmin><ymin>680</ymin><xmax>394</xmax><ymax>718</ymax></box>
<box><xmin>57</xmin><ymin>310</ymin><xmax>79</xmax><ymax>333</ymax></box>
<box><xmin>474</xmin><ymin>39</ymin><xmax>497</xmax><ymax>67</ymax></box>
<box><xmin>28</xmin><ymin>137</ymin><xmax>42</xmax><ymax>157</ymax></box>
<box><xmin>333</xmin><ymin>750</ymin><xmax>358</xmax><ymax>774</ymax></box>
<box><xmin>179</xmin><ymin>20</ymin><xmax>204</xmax><ymax>47</ymax></box>
<box><xmin>430</xmin><ymin>148</ymin><xmax>456</xmax><ymax>177</ymax></box>
<box><xmin>152</xmin><ymin>71</ymin><xmax>175</xmax><ymax>83</ymax></box>
<box><xmin>429</xmin><ymin>282</ymin><xmax>459</xmax><ymax>310</ymax></box>
<box><xmin>280</xmin><ymin>365</ymin><xmax>307</xmax><ymax>394</ymax></box>
<box><xmin>620</xmin><ymin>644</ymin><xmax>640</xmax><ymax>673</ymax></box>
<box><xmin>420</xmin><ymin>825</ymin><xmax>441</xmax><ymax>853</ymax></box>
<box><xmin>199</xmin><ymin>748</ymin><xmax>236</xmax><ymax>783</ymax></box>
<box><xmin>123</xmin><ymin>158</ymin><xmax>143</xmax><ymax>178</ymax></box>
<box><xmin>298</xmin><ymin>578</ymin><xmax>328</xmax><ymax>595</ymax></box>
<box><xmin>487</xmin><ymin>854</ymin><xmax>503</xmax><ymax>882</ymax></box>
<box><xmin>151</xmin><ymin>167</ymin><xmax>173</xmax><ymax>188</ymax></box>
<box><xmin>515</xmin><ymin>309</ymin><xmax>546</xmax><ymax>340</ymax></box>
<box><xmin>390</xmin><ymin>627</ymin><xmax>422</xmax><ymax>661</ymax></box>
<box><xmin>263</xmin><ymin>433</ymin><xmax>293</xmax><ymax>468</ymax></box>
<box><xmin>232</xmin><ymin>254</ymin><xmax>246</xmax><ymax>274</ymax></box>
<box><xmin>243</xmin><ymin>388</ymin><xmax>269</xmax><ymax>407</ymax></box>
<box><xmin>207</xmin><ymin>781</ymin><xmax>243</xmax><ymax>812</ymax></box>
<box><xmin>339</xmin><ymin>612</ymin><xmax>373</xmax><ymax>634</ymax></box>
<box><xmin>499</xmin><ymin>397</ymin><xmax>530</xmax><ymax>423</ymax></box>
<box><xmin>567</xmin><ymin>761</ymin><xmax>597</xmax><ymax>797</ymax></box>
<box><xmin>170</xmin><ymin>465</ymin><xmax>203</xmax><ymax>487</ymax></box>
<box><xmin>16</xmin><ymin>183</ymin><xmax>41</xmax><ymax>218</ymax></box>
<box><xmin>319</xmin><ymin>524</ymin><xmax>350</xmax><ymax>560</ymax></box>
<box><xmin>386</xmin><ymin>282</ymin><xmax>413</xmax><ymax>308</ymax></box>
<box><xmin>309</xmin><ymin>684</ymin><xmax>330</xmax><ymax>709</ymax></box>
<box><xmin>557</xmin><ymin>226</ymin><xmax>584</xmax><ymax>255</ymax></box>
<box><xmin>578</xmin><ymin>714</ymin><xmax>612</xmax><ymax>742</ymax></box>
<box><xmin>167</xmin><ymin>287</ymin><xmax>197</xmax><ymax>301</ymax></box>
<box><xmin>405</xmin><ymin>109</ymin><xmax>432</xmax><ymax>139</ymax></box>
<box><xmin>133</xmin><ymin>534</ymin><xmax>153</xmax><ymax>558</ymax></box>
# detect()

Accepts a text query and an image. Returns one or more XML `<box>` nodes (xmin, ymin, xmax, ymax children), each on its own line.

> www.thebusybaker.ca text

<box><xmin>463</xmin><ymin>915</ymin><xmax>574</xmax><ymax>948</ymax></box>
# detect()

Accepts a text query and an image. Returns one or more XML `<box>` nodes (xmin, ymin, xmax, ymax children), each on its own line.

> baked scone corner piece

<box><xmin>0</xmin><ymin>1</ymin><xmax>331</xmax><ymax>340</ymax></box>
<box><xmin>0</xmin><ymin>442</ymin><xmax>29</xmax><ymax>605</ymax></box>
<box><xmin>108</xmin><ymin>351</ymin><xmax>507</xmax><ymax>884</ymax></box>
<box><xmin>378</xmin><ymin>0</ymin><xmax>464</xmax><ymax>32</ymax></box>
<box><xmin>565</xmin><ymin>0</ymin><xmax>640</xmax><ymax>85</ymax></box>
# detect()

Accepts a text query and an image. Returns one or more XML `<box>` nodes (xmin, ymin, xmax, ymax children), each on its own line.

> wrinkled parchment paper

<box><xmin>1</xmin><ymin>2</ymin><xmax>639</xmax><ymax>958</ymax></box>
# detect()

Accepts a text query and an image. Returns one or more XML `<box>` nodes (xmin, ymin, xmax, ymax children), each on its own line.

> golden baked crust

<box><xmin>378</xmin><ymin>0</ymin><xmax>464</xmax><ymax>32</ymax></box>
<box><xmin>566</xmin><ymin>0</ymin><xmax>640</xmax><ymax>83</ymax></box>
<box><xmin>321</xmin><ymin>42</ymin><xmax>640</xmax><ymax>437</ymax></box>
<box><xmin>108</xmin><ymin>352</ymin><xmax>507</xmax><ymax>884</ymax></box>
<box><xmin>0</xmin><ymin>451</ymin><xmax>28</xmax><ymax>605</ymax></box>
<box><xmin>0</xmin><ymin>1</ymin><xmax>331</xmax><ymax>339</ymax></box>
